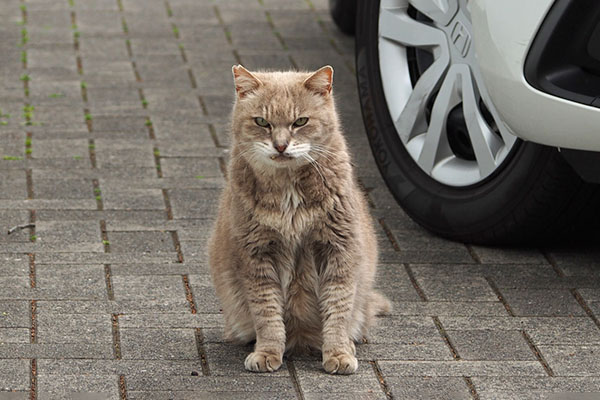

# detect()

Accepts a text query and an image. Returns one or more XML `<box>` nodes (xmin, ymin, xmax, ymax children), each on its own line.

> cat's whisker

<box><xmin>303</xmin><ymin>154</ymin><xmax>326</xmax><ymax>184</ymax></box>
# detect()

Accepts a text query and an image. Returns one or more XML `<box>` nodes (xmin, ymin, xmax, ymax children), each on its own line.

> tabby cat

<box><xmin>208</xmin><ymin>65</ymin><xmax>390</xmax><ymax>375</ymax></box>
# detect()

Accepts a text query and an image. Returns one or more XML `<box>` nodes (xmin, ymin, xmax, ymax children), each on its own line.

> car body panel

<box><xmin>471</xmin><ymin>0</ymin><xmax>600</xmax><ymax>151</ymax></box>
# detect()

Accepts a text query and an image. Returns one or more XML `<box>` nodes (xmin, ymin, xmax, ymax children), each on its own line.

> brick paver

<box><xmin>0</xmin><ymin>0</ymin><xmax>599</xmax><ymax>398</ymax></box>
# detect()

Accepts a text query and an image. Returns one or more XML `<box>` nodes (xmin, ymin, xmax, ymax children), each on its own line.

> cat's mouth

<box><xmin>269</xmin><ymin>154</ymin><xmax>294</xmax><ymax>161</ymax></box>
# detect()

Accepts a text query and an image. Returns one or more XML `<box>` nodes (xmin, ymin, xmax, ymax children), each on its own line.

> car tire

<box><xmin>329</xmin><ymin>0</ymin><xmax>356</xmax><ymax>35</ymax></box>
<box><xmin>355</xmin><ymin>0</ymin><xmax>600</xmax><ymax>244</ymax></box>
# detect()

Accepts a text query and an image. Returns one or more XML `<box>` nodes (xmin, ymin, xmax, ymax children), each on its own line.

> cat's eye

<box><xmin>254</xmin><ymin>117</ymin><xmax>270</xmax><ymax>128</ymax></box>
<box><xmin>293</xmin><ymin>117</ymin><xmax>309</xmax><ymax>127</ymax></box>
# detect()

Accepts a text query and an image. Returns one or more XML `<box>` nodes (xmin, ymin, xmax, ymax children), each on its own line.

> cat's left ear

<box><xmin>232</xmin><ymin>65</ymin><xmax>263</xmax><ymax>98</ymax></box>
<box><xmin>303</xmin><ymin>65</ymin><xmax>333</xmax><ymax>96</ymax></box>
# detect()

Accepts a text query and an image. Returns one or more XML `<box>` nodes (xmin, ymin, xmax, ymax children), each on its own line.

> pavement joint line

<box><xmin>195</xmin><ymin>328</ymin><xmax>211</xmax><ymax>376</ymax></box>
<box><xmin>433</xmin><ymin>316</ymin><xmax>461</xmax><ymax>360</ymax></box>
<box><xmin>119</xmin><ymin>375</ymin><xmax>128</xmax><ymax>400</ymax></box>
<box><xmin>485</xmin><ymin>276</ymin><xmax>515</xmax><ymax>316</ymax></box>
<box><xmin>213</xmin><ymin>6</ymin><xmax>232</xmax><ymax>45</ymax></box>
<box><xmin>232</xmin><ymin>49</ymin><xmax>243</xmax><ymax>65</ymax></box>
<box><xmin>218</xmin><ymin>157</ymin><xmax>228</xmax><ymax>179</ymax></box>
<box><xmin>463</xmin><ymin>376</ymin><xmax>480</xmax><ymax>400</ymax></box>
<box><xmin>29</xmin><ymin>209</ymin><xmax>36</xmax><ymax>243</ymax></box>
<box><xmin>101</xmin><ymin>220</ymin><xmax>110</xmax><ymax>252</ymax></box>
<box><xmin>287</xmin><ymin>357</ymin><xmax>305</xmax><ymax>400</ymax></box>
<box><xmin>162</xmin><ymin>189</ymin><xmax>174</xmax><ymax>220</ymax></box>
<box><xmin>302</xmin><ymin>0</ymin><xmax>355</xmax><ymax>74</ymax></box>
<box><xmin>465</xmin><ymin>244</ymin><xmax>481</xmax><ymax>263</ymax></box>
<box><xmin>112</xmin><ymin>314</ymin><xmax>123</xmax><ymax>359</ymax></box>
<box><xmin>92</xmin><ymin>179</ymin><xmax>103</xmax><ymax>210</ymax></box>
<box><xmin>28</xmin><ymin>252</ymin><xmax>36</xmax><ymax>288</ymax></box>
<box><xmin>263</xmin><ymin>10</ymin><xmax>288</xmax><ymax>51</ymax></box>
<box><xmin>404</xmin><ymin>263</ymin><xmax>428</xmax><ymax>301</ymax></box>
<box><xmin>198</xmin><ymin>96</ymin><xmax>209</xmax><ymax>116</ymax></box>
<box><xmin>571</xmin><ymin>288</ymin><xmax>600</xmax><ymax>331</ymax></box>
<box><xmin>522</xmin><ymin>330</ymin><xmax>554</xmax><ymax>377</ymax></box>
<box><xmin>30</xmin><ymin>299</ymin><xmax>37</xmax><ymax>344</ymax></box>
<box><xmin>378</xmin><ymin>218</ymin><xmax>400</xmax><ymax>252</ymax></box>
<box><xmin>183</xmin><ymin>275</ymin><xmax>196</xmax><ymax>313</ymax></box>
<box><xmin>356</xmin><ymin>177</ymin><xmax>376</xmax><ymax>209</ymax></box>
<box><xmin>30</xmin><ymin>358</ymin><xmax>37</xmax><ymax>400</ymax></box>
<box><xmin>172</xmin><ymin>230</ymin><xmax>184</xmax><ymax>263</ymax></box>
<box><xmin>370</xmin><ymin>360</ymin><xmax>393</xmax><ymax>400</ymax></box>
<box><xmin>105</xmin><ymin>264</ymin><xmax>115</xmax><ymax>301</ymax></box>
<box><xmin>26</xmin><ymin>169</ymin><xmax>34</xmax><ymax>199</ymax></box>
<box><xmin>207</xmin><ymin>124</ymin><xmax>221</xmax><ymax>147</ymax></box>
<box><xmin>542</xmin><ymin>250</ymin><xmax>566</xmax><ymax>277</ymax></box>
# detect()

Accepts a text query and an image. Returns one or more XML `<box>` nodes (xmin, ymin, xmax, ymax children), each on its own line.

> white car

<box><xmin>331</xmin><ymin>0</ymin><xmax>600</xmax><ymax>244</ymax></box>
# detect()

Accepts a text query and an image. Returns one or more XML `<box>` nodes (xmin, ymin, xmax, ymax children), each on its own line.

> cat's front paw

<box><xmin>322</xmin><ymin>352</ymin><xmax>358</xmax><ymax>375</ymax></box>
<box><xmin>244</xmin><ymin>351</ymin><xmax>282</xmax><ymax>373</ymax></box>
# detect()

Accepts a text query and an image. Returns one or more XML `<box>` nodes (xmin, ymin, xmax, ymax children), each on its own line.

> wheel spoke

<box><xmin>379</xmin><ymin>7</ymin><xmax>447</xmax><ymax>48</ymax></box>
<box><xmin>408</xmin><ymin>0</ymin><xmax>459</xmax><ymax>26</ymax></box>
<box><xmin>395</xmin><ymin>52</ymin><xmax>450</xmax><ymax>142</ymax></box>
<box><xmin>460</xmin><ymin>66</ymin><xmax>503</xmax><ymax>178</ymax></box>
<box><xmin>470</xmin><ymin>69</ymin><xmax>517</xmax><ymax>148</ymax></box>
<box><xmin>417</xmin><ymin>67</ymin><xmax>460</xmax><ymax>173</ymax></box>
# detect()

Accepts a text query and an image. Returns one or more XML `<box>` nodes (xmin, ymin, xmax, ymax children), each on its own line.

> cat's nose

<box><xmin>274</xmin><ymin>143</ymin><xmax>288</xmax><ymax>153</ymax></box>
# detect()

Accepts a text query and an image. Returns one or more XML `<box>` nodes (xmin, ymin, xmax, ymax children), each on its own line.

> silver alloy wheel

<box><xmin>378</xmin><ymin>0</ymin><xmax>517</xmax><ymax>186</ymax></box>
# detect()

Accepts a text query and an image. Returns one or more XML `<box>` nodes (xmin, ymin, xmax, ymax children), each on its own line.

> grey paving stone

<box><xmin>500</xmin><ymin>289</ymin><xmax>587</xmax><ymax>317</ymax></box>
<box><xmin>378</xmin><ymin>360</ymin><xmax>547</xmax><ymax>377</ymax></box>
<box><xmin>120</xmin><ymin>327</ymin><xmax>197</xmax><ymax>360</ymax></box>
<box><xmin>386</xmin><ymin>376</ymin><xmax>472</xmax><ymax>400</ymax></box>
<box><xmin>107</xmin><ymin>231</ymin><xmax>175</xmax><ymax>253</ymax></box>
<box><xmin>36</xmin><ymin>313</ymin><xmax>112</xmax><ymax>344</ymax></box>
<box><xmin>0</xmin><ymin>328</ymin><xmax>29</xmax><ymax>343</ymax></box>
<box><xmin>471</xmin><ymin>376</ymin><xmax>600</xmax><ymax>400</ymax></box>
<box><xmin>0</xmin><ymin>255</ymin><xmax>29</xmax><ymax>276</ymax></box>
<box><xmin>126</xmin><ymin>375</ymin><xmax>296</xmax><ymax>392</ymax></box>
<box><xmin>35</xmin><ymin>264</ymin><xmax>108</xmax><ymax>299</ymax></box>
<box><xmin>203</xmin><ymin>343</ymin><xmax>290</xmax><ymax>376</ymax></box>
<box><xmin>34</xmin><ymin>221</ymin><xmax>103</xmax><ymax>252</ymax></box>
<box><xmin>34</xmin><ymin>178</ymin><xmax>92</xmax><ymax>200</ymax></box>
<box><xmin>439</xmin><ymin>317</ymin><xmax>600</xmax><ymax>345</ymax></box>
<box><xmin>410</xmin><ymin>265</ymin><xmax>497</xmax><ymax>302</ymax></box>
<box><xmin>447</xmin><ymin>330</ymin><xmax>536</xmax><ymax>361</ymax></box>
<box><xmin>537</xmin><ymin>345</ymin><xmax>600</xmax><ymax>376</ymax></box>
<box><xmin>0</xmin><ymin>359</ymin><xmax>30</xmax><ymax>391</ymax></box>
<box><xmin>294</xmin><ymin>360</ymin><xmax>382</xmax><ymax>393</ymax></box>
<box><xmin>119</xmin><ymin>313</ymin><xmax>222</xmax><ymax>329</ymax></box>
<box><xmin>169</xmin><ymin>188</ymin><xmax>221</xmax><ymax>219</ymax></box>
<box><xmin>0</xmin><ymin>343</ymin><xmax>112</xmax><ymax>359</ymax></box>
<box><xmin>0</xmin><ymin>301</ymin><xmax>30</xmax><ymax>328</ymax></box>
<box><xmin>160</xmin><ymin>157</ymin><xmax>222</xmax><ymax>178</ymax></box>
<box><xmin>36</xmin><ymin>374</ymin><xmax>119</xmax><ymax>400</ymax></box>
<box><xmin>470</xmin><ymin>246</ymin><xmax>548</xmax><ymax>264</ymax></box>
<box><xmin>111</xmin><ymin>275</ymin><xmax>189</xmax><ymax>310</ymax></box>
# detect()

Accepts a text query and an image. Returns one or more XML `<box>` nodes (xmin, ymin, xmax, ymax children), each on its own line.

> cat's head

<box><xmin>230</xmin><ymin>65</ymin><xmax>339</xmax><ymax>171</ymax></box>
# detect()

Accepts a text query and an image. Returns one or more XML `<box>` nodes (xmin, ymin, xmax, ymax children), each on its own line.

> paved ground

<box><xmin>0</xmin><ymin>0</ymin><xmax>599</xmax><ymax>399</ymax></box>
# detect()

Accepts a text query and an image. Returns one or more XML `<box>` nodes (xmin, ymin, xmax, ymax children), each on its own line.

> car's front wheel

<box><xmin>356</xmin><ymin>0</ymin><xmax>599</xmax><ymax>244</ymax></box>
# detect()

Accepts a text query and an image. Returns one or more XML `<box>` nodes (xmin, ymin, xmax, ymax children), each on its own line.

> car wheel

<box><xmin>329</xmin><ymin>0</ymin><xmax>356</xmax><ymax>35</ymax></box>
<box><xmin>355</xmin><ymin>0</ymin><xmax>600</xmax><ymax>244</ymax></box>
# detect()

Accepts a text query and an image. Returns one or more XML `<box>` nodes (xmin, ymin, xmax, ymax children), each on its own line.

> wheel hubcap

<box><xmin>378</xmin><ymin>0</ymin><xmax>517</xmax><ymax>186</ymax></box>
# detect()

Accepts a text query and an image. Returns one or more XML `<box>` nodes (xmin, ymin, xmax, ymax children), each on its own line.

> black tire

<box><xmin>355</xmin><ymin>0</ymin><xmax>600</xmax><ymax>245</ymax></box>
<box><xmin>329</xmin><ymin>0</ymin><xmax>356</xmax><ymax>35</ymax></box>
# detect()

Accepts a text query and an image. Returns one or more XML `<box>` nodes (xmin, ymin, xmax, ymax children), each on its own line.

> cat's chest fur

<box><xmin>255</xmin><ymin>181</ymin><xmax>317</xmax><ymax>237</ymax></box>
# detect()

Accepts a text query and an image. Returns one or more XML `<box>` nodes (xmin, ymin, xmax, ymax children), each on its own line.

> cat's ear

<box><xmin>303</xmin><ymin>65</ymin><xmax>334</xmax><ymax>96</ymax></box>
<box><xmin>232</xmin><ymin>65</ymin><xmax>262</xmax><ymax>98</ymax></box>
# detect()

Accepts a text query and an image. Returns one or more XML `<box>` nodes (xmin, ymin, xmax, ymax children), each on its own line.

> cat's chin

<box><xmin>256</xmin><ymin>154</ymin><xmax>302</xmax><ymax>170</ymax></box>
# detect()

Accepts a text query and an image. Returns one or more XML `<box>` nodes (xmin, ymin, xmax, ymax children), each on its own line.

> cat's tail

<box><xmin>371</xmin><ymin>290</ymin><xmax>392</xmax><ymax>315</ymax></box>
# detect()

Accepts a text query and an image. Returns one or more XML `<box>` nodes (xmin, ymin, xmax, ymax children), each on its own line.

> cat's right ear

<box><xmin>232</xmin><ymin>65</ymin><xmax>262</xmax><ymax>98</ymax></box>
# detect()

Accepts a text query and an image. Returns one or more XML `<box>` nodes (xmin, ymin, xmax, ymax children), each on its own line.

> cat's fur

<box><xmin>208</xmin><ymin>65</ymin><xmax>390</xmax><ymax>375</ymax></box>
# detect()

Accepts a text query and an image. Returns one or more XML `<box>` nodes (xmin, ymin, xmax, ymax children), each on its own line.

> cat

<box><xmin>208</xmin><ymin>64</ymin><xmax>390</xmax><ymax>375</ymax></box>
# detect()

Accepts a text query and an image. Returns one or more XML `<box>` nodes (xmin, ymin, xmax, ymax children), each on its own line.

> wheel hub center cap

<box><xmin>449</xmin><ymin>19</ymin><xmax>471</xmax><ymax>57</ymax></box>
